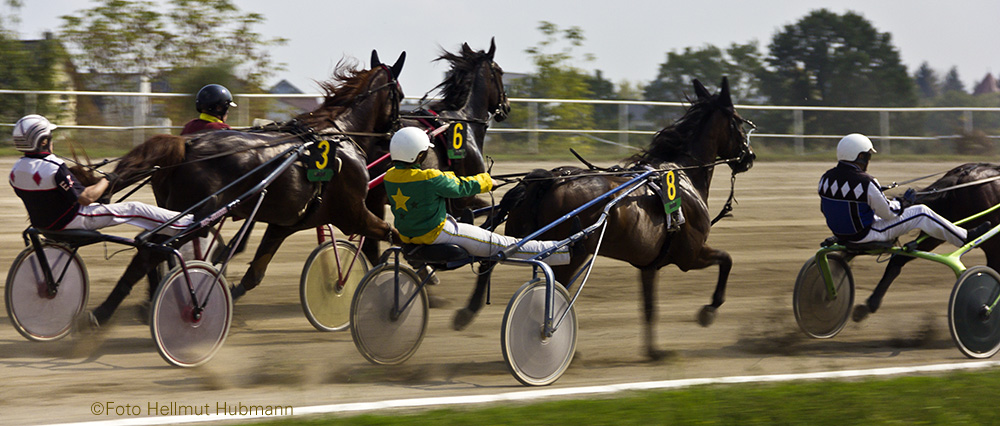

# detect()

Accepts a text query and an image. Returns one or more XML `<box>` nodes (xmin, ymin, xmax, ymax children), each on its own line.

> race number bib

<box><xmin>661</xmin><ymin>170</ymin><xmax>684</xmax><ymax>230</ymax></box>
<box><xmin>447</xmin><ymin>122</ymin><xmax>468</xmax><ymax>159</ymax></box>
<box><xmin>307</xmin><ymin>140</ymin><xmax>335</xmax><ymax>182</ymax></box>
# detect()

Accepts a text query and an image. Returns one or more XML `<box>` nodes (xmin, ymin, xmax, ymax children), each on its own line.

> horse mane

<box><xmin>430</xmin><ymin>44</ymin><xmax>493</xmax><ymax>111</ymax></box>
<box><xmin>301</xmin><ymin>59</ymin><xmax>379</xmax><ymax>120</ymax></box>
<box><xmin>627</xmin><ymin>94</ymin><xmax>724</xmax><ymax>167</ymax></box>
<box><xmin>112</xmin><ymin>134</ymin><xmax>186</xmax><ymax>187</ymax></box>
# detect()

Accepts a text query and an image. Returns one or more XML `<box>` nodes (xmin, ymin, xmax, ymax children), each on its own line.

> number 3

<box><xmin>315</xmin><ymin>140</ymin><xmax>330</xmax><ymax>169</ymax></box>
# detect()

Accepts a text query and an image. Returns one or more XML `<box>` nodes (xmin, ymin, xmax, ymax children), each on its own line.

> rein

<box><xmin>915</xmin><ymin>174</ymin><xmax>1000</xmax><ymax>196</ymax></box>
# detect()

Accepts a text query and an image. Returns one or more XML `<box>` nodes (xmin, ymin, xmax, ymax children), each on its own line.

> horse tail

<box><xmin>112</xmin><ymin>134</ymin><xmax>187</xmax><ymax>188</ymax></box>
<box><xmin>491</xmin><ymin>168</ymin><xmax>556</xmax><ymax>237</ymax></box>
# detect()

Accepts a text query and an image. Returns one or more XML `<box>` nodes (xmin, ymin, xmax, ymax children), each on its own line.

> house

<box><xmin>973</xmin><ymin>73</ymin><xmax>1000</xmax><ymax>95</ymax></box>
<box><xmin>15</xmin><ymin>33</ymin><xmax>77</xmax><ymax>126</ymax></box>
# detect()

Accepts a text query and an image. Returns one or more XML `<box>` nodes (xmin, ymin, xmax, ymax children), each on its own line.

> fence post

<box><xmin>133</xmin><ymin>76</ymin><xmax>150</xmax><ymax>146</ymax></box>
<box><xmin>618</xmin><ymin>103</ymin><xmax>629</xmax><ymax>153</ymax></box>
<box><xmin>964</xmin><ymin>110</ymin><xmax>974</xmax><ymax>134</ymax></box>
<box><xmin>24</xmin><ymin>92</ymin><xmax>36</xmax><ymax>114</ymax></box>
<box><xmin>238</xmin><ymin>96</ymin><xmax>250</xmax><ymax>127</ymax></box>
<box><xmin>527</xmin><ymin>101</ymin><xmax>538</xmax><ymax>154</ymax></box>
<box><xmin>879</xmin><ymin>110</ymin><xmax>890</xmax><ymax>155</ymax></box>
<box><xmin>793</xmin><ymin>109</ymin><xmax>804</xmax><ymax>155</ymax></box>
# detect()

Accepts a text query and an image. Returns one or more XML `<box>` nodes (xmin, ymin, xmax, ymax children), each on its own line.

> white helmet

<box><xmin>390</xmin><ymin>127</ymin><xmax>434</xmax><ymax>163</ymax></box>
<box><xmin>836</xmin><ymin>133</ymin><xmax>876</xmax><ymax>162</ymax></box>
<box><xmin>12</xmin><ymin>114</ymin><xmax>57</xmax><ymax>152</ymax></box>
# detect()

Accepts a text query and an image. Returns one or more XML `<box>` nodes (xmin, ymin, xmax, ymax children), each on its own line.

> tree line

<box><xmin>1</xmin><ymin>2</ymin><xmax>997</xmax><ymax>155</ymax></box>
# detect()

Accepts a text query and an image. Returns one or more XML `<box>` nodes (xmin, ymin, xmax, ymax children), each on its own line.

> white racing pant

<box><xmin>430</xmin><ymin>216</ymin><xmax>571</xmax><ymax>265</ymax></box>
<box><xmin>64</xmin><ymin>202</ymin><xmax>194</xmax><ymax>236</ymax></box>
<box><xmin>856</xmin><ymin>204</ymin><xmax>967</xmax><ymax>247</ymax></box>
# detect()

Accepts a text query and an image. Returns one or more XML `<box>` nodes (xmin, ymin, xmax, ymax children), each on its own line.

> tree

<box><xmin>943</xmin><ymin>67</ymin><xmax>966</xmax><ymax>94</ymax></box>
<box><xmin>501</xmin><ymin>21</ymin><xmax>596</xmax><ymax>152</ymax></box>
<box><xmin>645</xmin><ymin>42</ymin><xmax>764</xmax><ymax>103</ymax></box>
<box><xmin>914</xmin><ymin>62</ymin><xmax>940</xmax><ymax>99</ymax></box>
<box><xmin>761</xmin><ymin>9</ymin><xmax>917</xmax><ymax>136</ymax></box>
<box><xmin>643</xmin><ymin>42</ymin><xmax>765</xmax><ymax>125</ymax></box>
<box><xmin>59</xmin><ymin>0</ymin><xmax>286</xmax><ymax>90</ymax></box>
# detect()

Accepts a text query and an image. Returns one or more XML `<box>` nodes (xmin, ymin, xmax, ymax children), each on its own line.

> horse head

<box><xmin>632</xmin><ymin>77</ymin><xmax>754</xmax><ymax>174</ymax></box>
<box><xmin>295</xmin><ymin>50</ymin><xmax>405</xmax><ymax>138</ymax></box>
<box><xmin>433</xmin><ymin>37</ymin><xmax>509</xmax><ymax>123</ymax></box>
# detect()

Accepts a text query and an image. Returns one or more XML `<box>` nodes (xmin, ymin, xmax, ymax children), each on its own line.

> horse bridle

<box><xmin>343</xmin><ymin>63</ymin><xmax>404</xmax><ymax>134</ymax></box>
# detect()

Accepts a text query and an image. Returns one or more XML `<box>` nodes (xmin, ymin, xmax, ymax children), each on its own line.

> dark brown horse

<box><xmin>459</xmin><ymin>77</ymin><xmax>755</xmax><ymax>360</ymax></box>
<box><xmin>854</xmin><ymin>163</ymin><xmax>1000</xmax><ymax>320</ymax></box>
<box><xmin>110</xmin><ymin>52</ymin><xmax>407</xmax><ymax>300</ymax></box>
<box><xmin>358</xmin><ymin>39</ymin><xmax>509</xmax><ymax>262</ymax></box>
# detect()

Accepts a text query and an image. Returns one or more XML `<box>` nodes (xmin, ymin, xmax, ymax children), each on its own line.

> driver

<box><xmin>384</xmin><ymin>127</ymin><xmax>578</xmax><ymax>264</ymax></box>
<box><xmin>180</xmin><ymin>84</ymin><xmax>237</xmax><ymax>135</ymax></box>
<box><xmin>818</xmin><ymin>133</ymin><xmax>990</xmax><ymax>248</ymax></box>
<box><xmin>9</xmin><ymin>114</ymin><xmax>194</xmax><ymax>330</ymax></box>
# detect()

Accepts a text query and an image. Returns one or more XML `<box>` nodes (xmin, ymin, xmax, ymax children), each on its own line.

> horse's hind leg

<box><xmin>853</xmin><ymin>238</ymin><xmax>942</xmax><ymax>322</ymax></box>
<box><xmin>230</xmin><ymin>224</ymin><xmax>296</xmax><ymax>300</ymax></box>
<box><xmin>453</xmin><ymin>262</ymin><xmax>494</xmax><ymax>330</ymax></box>
<box><xmin>639</xmin><ymin>268</ymin><xmax>670</xmax><ymax>360</ymax></box>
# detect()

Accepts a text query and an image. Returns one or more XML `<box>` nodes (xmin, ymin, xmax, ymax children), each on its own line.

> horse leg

<box><xmin>853</xmin><ymin>238</ymin><xmax>942</xmax><ymax>322</ymax></box>
<box><xmin>91</xmin><ymin>247</ymin><xmax>168</xmax><ymax>326</ymax></box>
<box><xmin>639</xmin><ymin>268</ymin><xmax>669</xmax><ymax>360</ymax></box>
<box><xmin>229</xmin><ymin>224</ymin><xmax>296</xmax><ymax>300</ymax></box>
<box><xmin>453</xmin><ymin>261</ymin><xmax>494</xmax><ymax>330</ymax></box>
<box><xmin>688</xmin><ymin>247</ymin><xmax>732</xmax><ymax>327</ymax></box>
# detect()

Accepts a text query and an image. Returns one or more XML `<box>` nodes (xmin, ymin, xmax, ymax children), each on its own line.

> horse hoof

<box><xmin>852</xmin><ymin>304</ymin><xmax>871</xmax><ymax>322</ymax></box>
<box><xmin>229</xmin><ymin>284</ymin><xmax>246</xmax><ymax>302</ymax></box>
<box><xmin>452</xmin><ymin>308</ymin><xmax>477</xmax><ymax>331</ymax></box>
<box><xmin>697</xmin><ymin>305</ymin><xmax>716</xmax><ymax>327</ymax></box>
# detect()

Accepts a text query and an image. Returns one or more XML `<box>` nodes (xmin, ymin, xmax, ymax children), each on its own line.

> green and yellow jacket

<box><xmin>384</xmin><ymin>163</ymin><xmax>492</xmax><ymax>244</ymax></box>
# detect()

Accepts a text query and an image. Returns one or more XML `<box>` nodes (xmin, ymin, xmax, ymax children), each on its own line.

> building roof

<box><xmin>973</xmin><ymin>73</ymin><xmax>1000</xmax><ymax>95</ymax></box>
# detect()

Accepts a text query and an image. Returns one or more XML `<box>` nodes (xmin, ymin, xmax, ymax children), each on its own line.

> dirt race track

<box><xmin>0</xmin><ymin>159</ymin><xmax>993</xmax><ymax>425</ymax></box>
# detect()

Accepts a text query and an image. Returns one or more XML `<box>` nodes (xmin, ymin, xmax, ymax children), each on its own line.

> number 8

<box><xmin>665</xmin><ymin>171</ymin><xmax>677</xmax><ymax>200</ymax></box>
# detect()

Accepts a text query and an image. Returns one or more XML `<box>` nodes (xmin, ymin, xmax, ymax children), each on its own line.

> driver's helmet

<box><xmin>836</xmin><ymin>133</ymin><xmax>876</xmax><ymax>162</ymax></box>
<box><xmin>12</xmin><ymin>114</ymin><xmax>57</xmax><ymax>152</ymax></box>
<box><xmin>390</xmin><ymin>127</ymin><xmax>434</xmax><ymax>163</ymax></box>
<box><xmin>195</xmin><ymin>84</ymin><xmax>237</xmax><ymax>117</ymax></box>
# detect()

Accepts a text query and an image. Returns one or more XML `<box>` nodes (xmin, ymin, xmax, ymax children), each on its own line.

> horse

<box><xmin>109</xmin><ymin>51</ymin><xmax>407</xmax><ymax>302</ymax></box>
<box><xmin>358</xmin><ymin>38</ymin><xmax>509</xmax><ymax>263</ymax></box>
<box><xmin>853</xmin><ymin>163</ymin><xmax>1000</xmax><ymax>320</ymax></box>
<box><xmin>458</xmin><ymin>77</ymin><xmax>755</xmax><ymax>360</ymax></box>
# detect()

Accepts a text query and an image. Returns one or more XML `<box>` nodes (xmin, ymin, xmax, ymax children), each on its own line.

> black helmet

<box><xmin>195</xmin><ymin>84</ymin><xmax>237</xmax><ymax>117</ymax></box>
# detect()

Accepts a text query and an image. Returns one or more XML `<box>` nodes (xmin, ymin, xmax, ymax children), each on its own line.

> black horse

<box><xmin>458</xmin><ymin>77</ymin><xmax>755</xmax><ymax>360</ymax></box>
<box><xmin>358</xmin><ymin>39</ymin><xmax>509</xmax><ymax>263</ymax></box>
<box><xmin>854</xmin><ymin>163</ymin><xmax>1000</xmax><ymax>320</ymax></box>
<box><xmin>110</xmin><ymin>52</ymin><xmax>407</xmax><ymax>303</ymax></box>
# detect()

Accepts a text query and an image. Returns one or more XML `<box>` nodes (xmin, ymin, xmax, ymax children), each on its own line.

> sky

<box><xmin>9</xmin><ymin>0</ymin><xmax>1000</xmax><ymax>98</ymax></box>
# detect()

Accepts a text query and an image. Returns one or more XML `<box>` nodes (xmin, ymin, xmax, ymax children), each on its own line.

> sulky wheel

<box><xmin>5</xmin><ymin>244</ymin><xmax>88</xmax><ymax>342</ymax></box>
<box><xmin>793</xmin><ymin>254</ymin><xmax>854</xmax><ymax>339</ymax></box>
<box><xmin>150</xmin><ymin>261</ymin><xmax>232</xmax><ymax>368</ymax></box>
<box><xmin>949</xmin><ymin>266</ymin><xmax>1000</xmax><ymax>359</ymax></box>
<box><xmin>300</xmin><ymin>240</ymin><xmax>371</xmax><ymax>332</ymax></box>
<box><xmin>350</xmin><ymin>263</ymin><xmax>428</xmax><ymax>365</ymax></box>
<box><xmin>501</xmin><ymin>279</ymin><xmax>577</xmax><ymax>386</ymax></box>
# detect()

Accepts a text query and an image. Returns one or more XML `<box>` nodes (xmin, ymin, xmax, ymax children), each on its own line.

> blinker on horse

<box><xmin>458</xmin><ymin>77</ymin><xmax>755</xmax><ymax>361</ymax></box>
<box><xmin>109</xmin><ymin>51</ymin><xmax>407</xmax><ymax>303</ymax></box>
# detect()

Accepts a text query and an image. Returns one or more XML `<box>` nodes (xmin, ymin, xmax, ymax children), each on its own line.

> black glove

<box><xmin>103</xmin><ymin>172</ymin><xmax>119</xmax><ymax>186</ymax></box>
